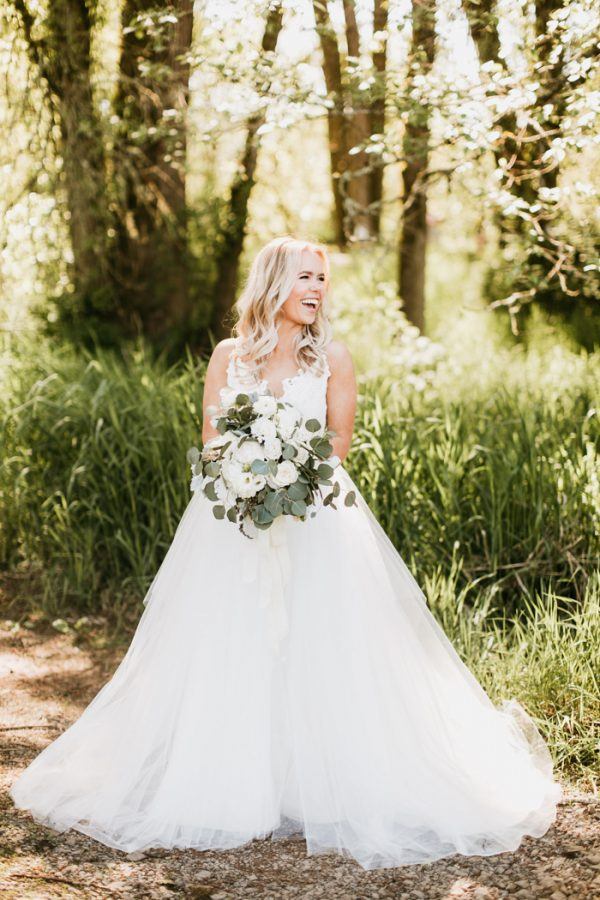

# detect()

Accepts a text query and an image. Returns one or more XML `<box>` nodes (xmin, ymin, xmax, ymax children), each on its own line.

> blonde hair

<box><xmin>233</xmin><ymin>235</ymin><xmax>333</xmax><ymax>378</ymax></box>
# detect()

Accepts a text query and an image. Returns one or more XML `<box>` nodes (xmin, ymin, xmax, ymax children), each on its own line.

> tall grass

<box><xmin>1</xmin><ymin>340</ymin><xmax>204</xmax><ymax>614</ymax></box>
<box><xmin>2</xmin><ymin>335</ymin><xmax>598</xmax><ymax>613</ymax></box>
<box><xmin>426</xmin><ymin>562</ymin><xmax>599</xmax><ymax>789</ymax></box>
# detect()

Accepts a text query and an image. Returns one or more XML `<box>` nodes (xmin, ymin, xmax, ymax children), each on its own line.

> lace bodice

<box><xmin>221</xmin><ymin>343</ymin><xmax>330</xmax><ymax>426</ymax></box>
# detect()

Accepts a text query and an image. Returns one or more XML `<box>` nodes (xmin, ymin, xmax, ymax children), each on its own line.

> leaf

<box><xmin>282</xmin><ymin>443</ymin><xmax>297</xmax><ymax>460</ymax></box>
<box><xmin>217</xmin><ymin>419</ymin><xmax>228</xmax><ymax>435</ymax></box>
<box><xmin>317</xmin><ymin>463</ymin><xmax>334</xmax><ymax>479</ymax></box>
<box><xmin>226</xmin><ymin>507</ymin><xmax>238</xmax><ymax>523</ymax></box>
<box><xmin>290</xmin><ymin>499</ymin><xmax>307</xmax><ymax>516</ymax></box>
<box><xmin>305</xmin><ymin>418</ymin><xmax>321</xmax><ymax>432</ymax></box>
<box><xmin>251</xmin><ymin>459</ymin><xmax>269</xmax><ymax>475</ymax></box>
<box><xmin>253</xmin><ymin>520</ymin><xmax>272</xmax><ymax>530</ymax></box>
<box><xmin>204</xmin><ymin>480</ymin><xmax>218</xmax><ymax>501</ymax></box>
<box><xmin>51</xmin><ymin>618</ymin><xmax>72</xmax><ymax>634</ymax></box>
<box><xmin>252</xmin><ymin>505</ymin><xmax>274</xmax><ymax>525</ymax></box>
<box><xmin>204</xmin><ymin>461</ymin><xmax>220</xmax><ymax>478</ymax></box>
<box><xmin>310</xmin><ymin>438</ymin><xmax>333</xmax><ymax>459</ymax></box>
<box><xmin>332</xmin><ymin>481</ymin><xmax>340</xmax><ymax>497</ymax></box>
<box><xmin>287</xmin><ymin>480</ymin><xmax>309</xmax><ymax>500</ymax></box>
<box><xmin>344</xmin><ymin>491</ymin><xmax>356</xmax><ymax>507</ymax></box>
<box><xmin>213</xmin><ymin>505</ymin><xmax>226</xmax><ymax>520</ymax></box>
<box><xmin>192</xmin><ymin>461</ymin><xmax>203</xmax><ymax>476</ymax></box>
<box><xmin>187</xmin><ymin>446</ymin><xmax>200</xmax><ymax>465</ymax></box>
<box><xmin>235</xmin><ymin>393</ymin><xmax>250</xmax><ymax>405</ymax></box>
<box><xmin>264</xmin><ymin>491</ymin><xmax>284</xmax><ymax>516</ymax></box>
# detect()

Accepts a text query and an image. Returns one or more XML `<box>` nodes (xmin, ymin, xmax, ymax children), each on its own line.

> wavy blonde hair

<box><xmin>233</xmin><ymin>236</ymin><xmax>333</xmax><ymax>379</ymax></box>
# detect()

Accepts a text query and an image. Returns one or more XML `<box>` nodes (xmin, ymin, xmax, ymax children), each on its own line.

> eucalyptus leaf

<box><xmin>212</xmin><ymin>505</ymin><xmax>225</xmax><ymax>520</ymax></box>
<box><xmin>282</xmin><ymin>443</ymin><xmax>297</xmax><ymax>460</ymax></box>
<box><xmin>290</xmin><ymin>499</ymin><xmax>306</xmax><ymax>516</ymax></box>
<box><xmin>226</xmin><ymin>507</ymin><xmax>238</xmax><ymax>523</ymax></box>
<box><xmin>332</xmin><ymin>481</ymin><xmax>341</xmax><ymax>497</ymax></box>
<box><xmin>344</xmin><ymin>491</ymin><xmax>356</xmax><ymax>507</ymax></box>
<box><xmin>235</xmin><ymin>393</ymin><xmax>250</xmax><ymax>405</ymax></box>
<box><xmin>287</xmin><ymin>480</ymin><xmax>309</xmax><ymax>500</ymax></box>
<box><xmin>265</xmin><ymin>491</ymin><xmax>283</xmax><ymax>516</ymax></box>
<box><xmin>204</xmin><ymin>480</ymin><xmax>218</xmax><ymax>501</ymax></box>
<box><xmin>252</xmin><ymin>505</ymin><xmax>274</xmax><ymax>525</ymax></box>
<box><xmin>187</xmin><ymin>446</ymin><xmax>200</xmax><ymax>465</ymax></box>
<box><xmin>317</xmin><ymin>463</ymin><xmax>334</xmax><ymax>479</ymax></box>
<box><xmin>251</xmin><ymin>459</ymin><xmax>269</xmax><ymax>475</ymax></box>
<box><xmin>305</xmin><ymin>418</ymin><xmax>321</xmax><ymax>433</ymax></box>
<box><xmin>192</xmin><ymin>461</ymin><xmax>203</xmax><ymax>476</ymax></box>
<box><xmin>204</xmin><ymin>461</ymin><xmax>220</xmax><ymax>478</ymax></box>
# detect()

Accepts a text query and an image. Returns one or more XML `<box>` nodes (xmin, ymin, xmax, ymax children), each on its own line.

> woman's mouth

<box><xmin>301</xmin><ymin>298</ymin><xmax>319</xmax><ymax>310</ymax></box>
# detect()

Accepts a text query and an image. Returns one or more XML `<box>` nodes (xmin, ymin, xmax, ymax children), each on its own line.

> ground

<box><xmin>1</xmin><ymin>622</ymin><xmax>599</xmax><ymax>900</ymax></box>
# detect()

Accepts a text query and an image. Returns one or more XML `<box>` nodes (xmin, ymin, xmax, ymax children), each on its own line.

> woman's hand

<box><xmin>325</xmin><ymin>341</ymin><xmax>357</xmax><ymax>463</ymax></box>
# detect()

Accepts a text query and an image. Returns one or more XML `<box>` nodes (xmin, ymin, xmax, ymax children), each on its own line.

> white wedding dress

<box><xmin>10</xmin><ymin>347</ymin><xmax>561</xmax><ymax>870</ymax></box>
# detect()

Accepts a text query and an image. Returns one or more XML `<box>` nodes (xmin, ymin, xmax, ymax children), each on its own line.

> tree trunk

<box><xmin>208</xmin><ymin>2</ymin><xmax>284</xmax><ymax>343</ymax></box>
<box><xmin>369</xmin><ymin>0</ymin><xmax>388</xmax><ymax>237</ymax></box>
<box><xmin>113</xmin><ymin>0</ymin><xmax>193</xmax><ymax>341</ymax></box>
<box><xmin>312</xmin><ymin>0</ymin><xmax>348</xmax><ymax>245</ymax></box>
<box><xmin>13</xmin><ymin>0</ymin><xmax>113</xmax><ymax>314</ymax></box>
<box><xmin>313</xmin><ymin>0</ymin><xmax>388</xmax><ymax>243</ymax></box>
<box><xmin>398</xmin><ymin>0</ymin><xmax>435</xmax><ymax>333</ymax></box>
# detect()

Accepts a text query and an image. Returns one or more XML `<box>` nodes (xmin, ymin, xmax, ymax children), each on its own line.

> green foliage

<box><xmin>426</xmin><ymin>561</ymin><xmax>600</xmax><ymax>789</ymax></box>
<box><xmin>1</xmin><ymin>338</ymin><xmax>204</xmax><ymax>611</ymax></box>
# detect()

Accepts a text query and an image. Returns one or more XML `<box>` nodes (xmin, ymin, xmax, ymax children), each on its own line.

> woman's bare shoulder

<box><xmin>207</xmin><ymin>338</ymin><xmax>237</xmax><ymax>370</ymax></box>
<box><xmin>325</xmin><ymin>340</ymin><xmax>355</xmax><ymax>374</ymax></box>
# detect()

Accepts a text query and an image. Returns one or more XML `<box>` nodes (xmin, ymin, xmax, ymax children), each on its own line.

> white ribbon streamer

<box><xmin>242</xmin><ymin>516</ymin><xmax>291</xmax><ymax>657</ymax></box>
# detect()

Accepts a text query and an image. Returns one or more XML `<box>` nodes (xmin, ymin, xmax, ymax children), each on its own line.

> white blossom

<box><xmin>251</xmin><ymin>416</ymin><xmax>277</xmax><ymax>443</ymax></box>
<box><xmin>270</xmin><ymin>460</ymin><xmax>298</xmax><ymax>488</ymax></box>
<box><xmin>253</xmin><ymin>394</ymin><xmax>278</xmax><ymax>416</ymax></box>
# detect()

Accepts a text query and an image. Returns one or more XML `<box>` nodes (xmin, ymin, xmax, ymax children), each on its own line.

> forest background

<box><xmin>0</xmin><ymin>0</ymin><xmax>599</xmax><ymax>787</ymax></box>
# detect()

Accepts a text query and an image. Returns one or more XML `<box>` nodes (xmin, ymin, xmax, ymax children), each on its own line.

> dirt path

<box><xmin>1</xmin><ymin>622</ymin><xmax>599</xmax><ymax>900</ymax></box>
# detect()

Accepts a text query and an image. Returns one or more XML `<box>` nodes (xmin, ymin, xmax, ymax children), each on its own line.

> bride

<box><xmin>10</xmin><ymin>236</ymin><xmax>561</xmax><ymax>871</ymax></box>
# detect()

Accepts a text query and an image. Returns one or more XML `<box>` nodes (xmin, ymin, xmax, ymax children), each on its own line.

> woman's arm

<box><xmin>325</xmin><ymin>341</ymin><xmax>357</xmax><ymax>463</ymax></box>
<box><xmin>201</xmin><ymin>339</ymin><xmax>235</xmax><ymax>445</ymax></box>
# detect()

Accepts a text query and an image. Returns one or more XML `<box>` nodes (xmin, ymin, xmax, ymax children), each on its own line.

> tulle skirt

<box><xmin>10</xmin><ymin>468</ymin><xmax>561</xmax><ymax>870</ymax></box>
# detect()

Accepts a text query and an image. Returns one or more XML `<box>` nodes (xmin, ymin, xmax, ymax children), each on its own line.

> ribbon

<box><xmin>241</xmin><ymin>516</ymin><xmax>292</xmax><ymax>657</ymax></box>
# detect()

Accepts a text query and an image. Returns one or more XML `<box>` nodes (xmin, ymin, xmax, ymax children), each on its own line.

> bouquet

<box><xmin>187</xmin><ymin>391</ymin><xmax>356</xmax><ymax>537</ymax></box>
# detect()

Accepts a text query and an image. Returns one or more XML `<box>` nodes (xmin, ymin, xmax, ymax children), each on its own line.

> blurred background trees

<box><xmin>1</xmin><ymin>0</ymin><xmax>597</xmax><ymax>352</ymax></box>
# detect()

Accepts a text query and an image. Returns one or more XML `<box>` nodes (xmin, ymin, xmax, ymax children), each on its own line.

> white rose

<box><xmin>237</xmin><ymin>472</ymin><xmax>266</xmax><ymax>498</ymax></box>
<box><xmin>271</xmin><ymin>460</ymin><xmax>298</xmax><ymax>488</ymax></box>
<box><xmin>235</xmin><ymin>439</ymin><xmax>265</xmax><ymax>465</ymax></box>
<box><xmin>263</xmin><ymin>437</ymin><xmax>282</xmax><ymax>460</ymax></box>
<box><xmin>251</xmin><ymin>416</ymin><xmax>277</xmax><ymax>443</ymax></box>
<box><xmin>294</xmin><ymin>444</ymin><xmax>310</xmax><ymax>465</ymax></box>
<box><xmin>219</xmin><ymin>387</ymin><xmax>239</xmax><ymax>409</ymax></box>
<box><xmin>253</xmin><ymin>395</ymin><xmax>278</xmax><ymax>416</ymax></box>
<box><xmin>275</xmin><ymin>408</ymin><xmax>300</xmax><ymax>441</ymax></box>
<box><xmin>221</xmin><ymin>459</ymin><xmax>244</xmax><ymax>488</ymax></box>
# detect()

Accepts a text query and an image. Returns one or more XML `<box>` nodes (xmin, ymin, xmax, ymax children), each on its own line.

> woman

<box><xmin>10</xmin><ymin>236</ymin><xmax>561</xmax><ymax>871</ymax></box>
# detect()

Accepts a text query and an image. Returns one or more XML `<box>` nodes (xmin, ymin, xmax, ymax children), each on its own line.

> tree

<box><xmin>208</xmin><ymin>1</ymin><xmax>284</xmax><ymax>343</ymax></box>
<box><xmin>311</xmin><ymin>0</ymin><xmax>388</xmax><ymax>244</ymax></box>
<box><xmin>398</xmin><ymin>0</ymin><xmax>436</xmax><ymax>333</ymax></box>
<box><xmin>11</xmin><ymin>0</ymin><xmax>113</xmax><ymax>319</ymax></box>
<box><xmin>113</xmin><ymin>0</ymin><xmax>194</xmax><ymax>341</ymax></box>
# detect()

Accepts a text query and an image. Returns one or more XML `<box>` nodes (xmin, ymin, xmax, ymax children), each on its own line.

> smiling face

<box><xmin>277</xmin><ymin>249</ymin><xmax>327</xmax><ymax>329</ymax></box>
